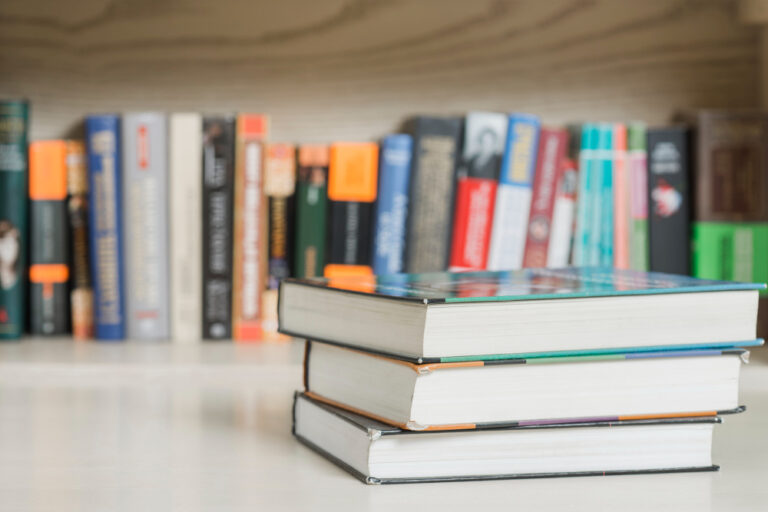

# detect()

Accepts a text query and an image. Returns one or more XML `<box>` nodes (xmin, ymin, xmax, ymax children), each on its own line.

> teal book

<box><xmin>572</xmin><ymin>125</ymin><xmax>597</xmax><ymax>266</ymax></box>
<box><xmin>0</xmin><ymin>100</ymin><xmax>29</xmax><ymax>339</ymax></box>
<box><xmin>597</xmin><ymin>124</ymin><xmax>614</xmax><ymax>266</ymax></box>
<box><xmin>279</xmin><ymin>267</ymin><xmax>764</xmax><ymax>362</ymax></box>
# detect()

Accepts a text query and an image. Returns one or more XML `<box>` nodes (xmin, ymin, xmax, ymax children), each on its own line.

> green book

<box><xmin>0</xmin><ymin>100</ymin><xmax>29</xmax><ymax>339</ymax></box>
<box><xmin>693</xmin><ymin>222</ymin><xmax>768</xmax><ymax>293</ymax></box>
<box><xmin>627</xmin><ymin>123</ymin><xmax>648</xmax><ymax>271</ymax></box>
<box><xmin>293</xmin><ymin>145</ymin><xmax>329</xmax><ymax>278</ymax></box>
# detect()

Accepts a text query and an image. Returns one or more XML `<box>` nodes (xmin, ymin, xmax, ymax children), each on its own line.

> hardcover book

<box><xmin>487</xmin><ymin>114</ymin><xmax>541</xmax><ymax>270</ymax></box>
<box><xmin>263</xmin><ymin>142</ymin><xmax>296</xmax><ymax>338</ymax></box>
<box><xmin>687</xmin><ymin>110</ymin><xmax>768</xmax><ymax>291</ymax></box>
<box><xmin>450</xmin><ymin>112</ymin><xmax>506</xmax><ymax>270</ymax></box>
<box><xmin>595</xmin><ymin>124</ymin><xmax>614</xmax><ymax>267</ymax></box>
<box><xmin>628</xmin><ymin>123</ymin><xmax>649</xmax><ymax>271</ymax></box>
<box><xmin>85</xmin><ymin>114</ymin><xmax>125</xmax><ymax>340</ymax></box>
<box><xmin>232</xmin><ymin>114</ymin><xmax>269</xmax><ymax>342</ymax></box>
<box><xmin>279</xmin><ymin>267</ymin><xmax>764</xmax><ymax>361</ymax></box>
<box><xmin>647</xmin><ymin>126</ymin><xmax>691</xmax><ymax>275</ymax></box>
<box><xmin>122</xmin><ymin>113</ymin><xmax>170</xmax><ymax>340</ymax></box>
<box><xmin>29</xmin><ymin>141</ymin><xmax>69</xmax><ymax>335</ymax></box>
<box><xmin>612</xmin><ymin>124</ymin><xmax>630</xmax><ymax>269</ymax></box>
<box><xmin>403</xmin><ymin>116</ymin><xmax>462</xmax><ymax>273</ymax></box>
<box><xmin>522</xmin><ymin>127</ymin><xmax>567</xmax><ymax>268</ymax></box>
<box><xmin>372</xmin><ymin>135</ymin><xmax>412</xmax><ymax>275</ymax></box>
<box><xmin>326</xmin><ymin>142</ymin><xmax>378</xmax><ymax>276</ymax></box>
<box><xmin>294</xmin><ymin>144</ymin><xmax>329</xmax><ymax>278</ymax></box>
<box><xmin>0</xmin><ymin>100</ymin><xmax>28</xmax><ymax>339</ymax></box>
<box><xmin>573</xmin><ymin>124</ymin><xmax>598</xmax><ymax>266</ymax></box>
<box><xmin>547</xmin><ymin>156</ymin><xmax>578</xmax><ymax>267</ymax></box>
<box><xmin>294</xmin><ymin>392</ymin><xmax>720</xmax><ymax>484</ymax></box>
<box><xmin>66</xmin><ymin>141</ymin><xmax>93</xmax><ymax>340</ymax></box>
<box><xmin>303</xmin><ymin>342</ymin><xmax>747</xmax><ymax>430</ymax></box>
<box><xmin>202</xmin><ymin>116</ymin><xmax>235</xmax><ymax>340</ymax></box>
<box><xmin>169</xmin><ymin>113</ymin><xmax>203</xmax><ymax>342</ymax></box>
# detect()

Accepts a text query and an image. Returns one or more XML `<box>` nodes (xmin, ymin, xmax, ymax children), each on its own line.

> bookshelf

<box><xmin>0</xmin><ymin>0</ymin><xmax>763</xmax><ymax>141</ymax></box>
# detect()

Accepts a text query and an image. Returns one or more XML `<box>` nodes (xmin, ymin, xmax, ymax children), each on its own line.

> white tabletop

<box><xmin>1</xmin><ymin>339</ymin><xmax>766</xmax><ymax>512</ymax></box>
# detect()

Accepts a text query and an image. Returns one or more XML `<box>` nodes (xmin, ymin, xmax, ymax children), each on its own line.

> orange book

<box><xmin>28</xmin><ymin>141</ymin><xmax>70</xmax><ymax>335</ymax></box>
<box><xmin>324</xmin><ymin>143</ymin><xmax>379</xmax><ymax>277</ymax></box>
<box><xmin>232</xmin><ymin>114</ymin><xmax>269</xmax><ymax>342</ymax></box>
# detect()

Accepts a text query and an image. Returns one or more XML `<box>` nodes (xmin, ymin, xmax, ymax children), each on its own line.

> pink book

<box><xmin>613</xmin><ymin>124</ymin><xmax>630</xmax><ymax>269</ymax></box>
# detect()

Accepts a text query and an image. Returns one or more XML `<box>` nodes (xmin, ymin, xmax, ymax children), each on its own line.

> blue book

<box><xmin>279</xmin><ymin>267</ymin><xmax>764</xmax><ymax>362</ymax></box>
<box><xmin>372</xmin><ymin>135</ymin><xmax>413</xmax><ymax>275</ymax></box>
<box><xmin>487</xmin><ymin>113</ymin><xmax>540</xmax><ymax>270</ymax></box>
<box><xmin>85</xmin><ymin>115</ymin><xmax>125</xmax><ymax>340</ymax></box>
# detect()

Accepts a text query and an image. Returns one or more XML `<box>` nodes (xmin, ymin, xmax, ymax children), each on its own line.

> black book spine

<box><xmin>202</xmin><ymin>117</ymin><xmax>235</xmax><ymax>340</ymax></box>
<box><xmin>404</xmin><ymin>117</ymin><xmax>462</xmax><ymax>273</ymax></box>
<box><xmin>647</xmin><ymin>127</ymin><xmax>691</xmax><ymax>275</ymax></box>
<box><xmin>326</xmin><ymin>201</ymin><xmax>374</xmax><ymax>266</ymax></box>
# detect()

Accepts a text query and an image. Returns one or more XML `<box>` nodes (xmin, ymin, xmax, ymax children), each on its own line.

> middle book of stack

<box><xmin>279</xmin><ymin>267</ymin><xmax>764</xmax><ymax>484</ymax></box>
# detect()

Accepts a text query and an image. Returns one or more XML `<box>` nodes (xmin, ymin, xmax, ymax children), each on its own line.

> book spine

<box><xmin>522</xmin><ymin>128</ymin><xmax>567</xmax><ymax>268</ymax></box>
<box><xmin>487</xmin><ymin>114</ymin><xmax>540</xmax><ymax>270</ymax></box>
<box><xmin>373</xmin><ymin>135</ymin><xmax>412</xmax><ymax>274</ymax></box>
<box><xmin>449</xmin><ymin>112</ymin><xmax>506</xmax><ymax>271</ymax></box>
<box><xmin>294</xmin><ymin>144</ymin><xmax>329</xmax><ymax>278</ymax></box>
<box><xmin>66</xmin><ymin>141</ymin><xmax>93</xmax><ymax>339</ymax></box>
<box><xmin>0</xmin><ymin>100</ymin><xmax>28</xmax><ymax>339</ymax></box>
<box><xmin>572</xmin><ymin>124</ymin><xmax>596</xmax><ymax>266</ymax></box>
<box><xmin>202</xmin><ymin>116</ymin><xmax>235</xmax><ymax>340</ymax></box>
<box><xmin>612</xmin><ymin>124</ymin><xmax>630</xmax><ymax>269</ymax></box>
<box><xmin>169</xmin><ymin>113</ymin><xmax>202</xmax><ymax>343</ymax></box>
<box><xmin>692</xmin><ymin>223</ymin><xmax>768</xmax><ymax>284</ymax></box>
<box><xmin>122</xmin><ymin>113</ymin><xmax>170</xmax><ymax>340</ymax></box>
<box><xmin>546</xmin><ymin>157</ymin><xmax>578</xmax><ymax>267</ymax></box>
<box><xmin>326</xmin><ymin>143</ymin><xmax>378</xmax><ymax>276</ymax></box>
<box><xmin>450</xmin><ymin>179</ymin><xmax>497</xmax><ymax>270</ymax></box>
<box><xmin>647</xmin><ymin>127</ymin><xmax>691</xmax><ymax>275</ymax></box>
<box><xmin>404</xmin><ymin>117</ymin><xmax>462</xmax><ymax>273</ymax></box>
<box><xmin>85</xmin><ymin>115</ymin><xmax>125</xmax><ymax>340</ymax></box>
<box><xmin>628</xmin><ymin>123</ymin><xmax>649</xmax><ymax>271</ymax></box>
<box><xmin>595</xmin><ymin>124</ymin><xmax>613</xmax><ymax>267</ymax></box>
<box><xmin>29</xmin><ymin>141</ymin><xmax>69</xmax><ymax>335</ymax></box>
<box><xmin>232</xmin><ymin>114</ymin><xmax>269</xmax><ymax>342</ymax></box>
<box><xmin>263</xmin><ymin>143</ymin><xmax>296</xmax><ymax>338</ymax></box>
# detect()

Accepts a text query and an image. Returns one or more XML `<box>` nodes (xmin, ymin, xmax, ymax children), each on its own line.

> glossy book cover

<box><xmin>283</xmin><ymin>267</ymin><xmax>765</xmax><ymax>304</ymax></box>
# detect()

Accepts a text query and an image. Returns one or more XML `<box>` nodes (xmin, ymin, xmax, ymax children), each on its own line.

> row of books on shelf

<box><xmin>0</xmin><ymin>100</ymin><xmax>766</xmax><ymax>341</ymax></box>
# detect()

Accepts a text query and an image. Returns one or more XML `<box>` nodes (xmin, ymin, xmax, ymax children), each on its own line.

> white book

<box><xmin>122</xmin><ymin>112</ymin><xmax>170</xmax><ymax>340</ymax></box>
<box><xmin>293</xmin><ymin>393</ymin><xmax>718</xmax><ymax>484</ymax></box>
<box><xmin>547</xmin><ymin>160</ymin><xmax>578</xmax><ymax>267</ymax></box>
<box><xmin>169</xmin><ymin>113</ymin><xmax>203</xmax><ymax>343</ymax></box>
<box><xmin>486</xmin><ymin>114</ymin><xmax>540</xmax><ymax>270</ymax></box>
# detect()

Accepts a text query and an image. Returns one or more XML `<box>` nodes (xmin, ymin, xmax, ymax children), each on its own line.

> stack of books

<box><xmin>279</xmin><ymin>267</ymin><xmax>763</xmax><ymax>484</ymax></box>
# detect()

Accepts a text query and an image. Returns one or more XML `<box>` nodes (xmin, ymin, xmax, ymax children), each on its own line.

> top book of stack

<box><xmin>278</xmin><ymin>268</ymin><xmax>764</xmax><ymax>363</ymax></box>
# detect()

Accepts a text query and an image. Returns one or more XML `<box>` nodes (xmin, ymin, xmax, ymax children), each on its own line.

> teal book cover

<box><xmin>287</xmin><ymin>266</ymin><xmax>765</xmax><ymax>303</ymax></box>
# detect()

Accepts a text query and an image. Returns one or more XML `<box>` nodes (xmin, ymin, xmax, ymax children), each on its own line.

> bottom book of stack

<box><xmin>293</xmin><ymin>392</ymin><xmax>725</xmax><ymax>484</ymax></box>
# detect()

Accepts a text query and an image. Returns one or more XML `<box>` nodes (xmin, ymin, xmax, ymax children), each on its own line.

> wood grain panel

<box><xmin>0</xmin><ymin>0</ymin><xmax>760</xmax><ymax>141</ymax></box>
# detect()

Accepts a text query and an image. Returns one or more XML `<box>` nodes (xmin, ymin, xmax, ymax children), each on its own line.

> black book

<box><xmin>202</xmin><ymin>116</ymin><xmax>235</xmax><ymax>340</ymax></box>
<box><xmin>647</xmin><ymin>127</ymin><xmax>691</xmax><ymax>275</ymax></box>
<box><xmin>403</xmin><ymin>116</ymin><xmax>462</xmax><ymax>273</ymax></box>
<box><xmin>28</xmin><ymin>141</ymin><xmax>70</xmax><ymax>335</ymax></box>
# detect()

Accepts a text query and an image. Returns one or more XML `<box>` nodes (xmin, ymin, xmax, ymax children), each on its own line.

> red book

<box><xmin>450</xmin><ymin>179</ymin><xmax>497</xmax><ymax>269</ymax></box>
<box><xmin>449</xmin><ymin>112</ymin><xmax>507</xmax><ymax>270</ymax></box>
<box><xmin>522</xmin><ymin>128</ymin><xmax>567</xmax><ymax>268</ymax></box>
